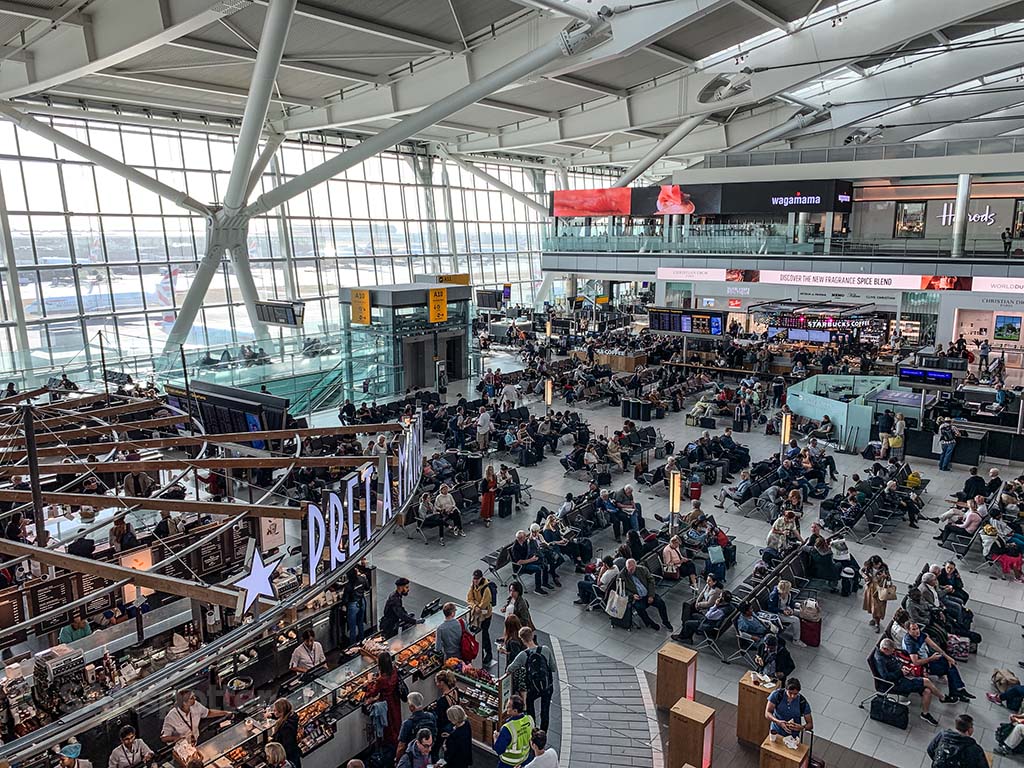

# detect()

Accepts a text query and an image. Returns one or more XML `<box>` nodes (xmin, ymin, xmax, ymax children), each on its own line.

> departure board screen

<box><xmin>648</xmin><ymin>307</ymin><xmax>725</xmax><ymax>336</ymax></box>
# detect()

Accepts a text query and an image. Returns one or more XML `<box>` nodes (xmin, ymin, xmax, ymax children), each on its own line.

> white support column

<box><xmin>270</xmin><ymin>156</ymin><xmax>298</xmax><ymax>300</ymax></box>
<box><xmin>228</xmin><ymin>242</ymin><xmax>271</xmax><ymax>342</ymax></box>
<box><xmin>558</xmin><ymin>166</ymin><xmax>570</xmax><ymax>191</ymax></box>
<box><xmin>410</xmin><ymin>155</ymin><xmax>442</xmax><ymax>256</ymax></box>
<box><xmin>243</xmin><ymin>132</ymin><xmax>286</xmax><ymax>204</ymax></box>
<box><xmin>440</xmin><ymin>164</ymin><xmax>460</xmax><ymax>275</ymax></box>
<box><xmin>246</xmin><ymin>21</ymin><xmax>604</xmax><ymax>216</ymax></box>
<box><xmin>950</xmin><ymin>173</ymin><xmax>972</xmax><ymax>258</ymax></box>
<box><xmin>823</xmin><ymin>211</ymin><xmax>835</xmax><ymax>255</ymax></box>
<box><xmin>797</xmin><ymin>212</ymin><xmax>810</xmax><ymax>244</ymax></box>
<box><xmin>0</xmin><ymin>103</ymin><xmax>210</xmax><ymax>216</ymax></box>
<box><xmin>223</xmin><ymin>0</ymin><xmax>297</xmax><ymax>214</ymax></box>
<box><xmin>0</xmin><ymin>172</ymin><xmax>29</xmax><ymax>371</ymax></box>
<box><xmin>439</xmin><ymin>151</ymin><xmax>549</xmax><ymax>217</ymax></box>
<box><xmin>613</xmin><ymin>115</ymin><xmax>705</xmax><ymax>187</ymax></box>
<box><xmin>163</xmin><ymin>236</ymin><xmax>224</xmax><ymax>351</ymax></box>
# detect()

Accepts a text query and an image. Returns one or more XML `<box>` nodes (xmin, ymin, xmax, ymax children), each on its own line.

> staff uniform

<box><xmin>161</xmin><ymin>702</ymin><xmax>208</xmax><ymax>743</ymax></box>
<box><xmin>289</xmin><ymin>640</ymin><xmax>326</xmax><ymax>672</ymax></box>
<box><xmin>108</xmin><ymin>739</ymin><xmax>154</xmax><ymax>768</ymax></box>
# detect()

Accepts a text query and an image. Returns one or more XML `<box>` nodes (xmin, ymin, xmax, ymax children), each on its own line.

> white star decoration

<box><xmin>233</xmin><ymin>548</ymin><xmax>282</xmax><ymax>614</ymax></box>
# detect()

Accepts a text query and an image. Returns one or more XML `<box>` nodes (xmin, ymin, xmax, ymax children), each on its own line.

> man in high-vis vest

<box><xmin>493</xmin><ymin>695</ymin><xmax>534</xmax><ymax>767</ymax></box>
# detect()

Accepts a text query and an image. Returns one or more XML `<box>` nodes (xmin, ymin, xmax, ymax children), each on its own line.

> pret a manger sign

<box><xmin>304</xmin><ymin>415</ymin><xmax>423</xmax><ymax>585</ymax></box>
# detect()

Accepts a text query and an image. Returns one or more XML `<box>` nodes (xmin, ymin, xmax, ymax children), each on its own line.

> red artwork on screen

<box><xmin>552</xmin><ymin>187</ymin><xmax>632</xmax><ymax>217</ymax></box>
<box><xmin>656</xmin><ymin>185</ymin><xmax>696</xmax><ymax>215</ymax></box>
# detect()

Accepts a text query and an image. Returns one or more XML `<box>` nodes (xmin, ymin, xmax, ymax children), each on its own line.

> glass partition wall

<box><xmin>0</xmin><ymin>115</ymin><xmax>611</xmax><ymax>374</ymax></box>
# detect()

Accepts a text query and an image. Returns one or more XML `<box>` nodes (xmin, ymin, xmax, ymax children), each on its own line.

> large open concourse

<box><xmin>4</xmin><ymin>1</ymin><xmax>1024</xmax><ymax>768</ymax></box>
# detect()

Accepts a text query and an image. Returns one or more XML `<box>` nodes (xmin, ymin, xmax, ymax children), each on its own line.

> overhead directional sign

<box><xmin>428</xmin><ymin>287</ymin><xmax>448</xmax><ymax>323</ymax></box>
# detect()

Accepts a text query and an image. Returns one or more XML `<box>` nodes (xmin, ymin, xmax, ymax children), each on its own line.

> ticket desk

<box><xmin>669</xmin><ymin>698</ymin><xmax>714</xmax><ymax>768</ymax></box>
<box><xmin>759</xmin><ymin>735</ymin><xmax>809</xmax><ymax>768</ymax></box>
<box><xmin>737</xmin><ymin>671</ymin><xmax>775</xmax><ymax>746</ymax></box>
<box><xmin>656</xmin><ymin>642</ymin><xmax>697</xmax><ymax>709</ymax></box>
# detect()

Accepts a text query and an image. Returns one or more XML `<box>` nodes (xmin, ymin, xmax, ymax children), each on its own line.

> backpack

<box><xmin>992</xmin><ymin>668</ymin><xmax>1021</xmax><ymax>693</ymax></box>
<box><xmin>525</xmin><ymin>646</ymin><xmax>553</xmax><ymax>695</ymax></box>
<box><xmin>487</xmin><ymin>580</ymin><xmax>498</xmax><ymax>607</ymax></box>
<box><xmin>930</xmin><ymin>736</ymin><xmax>973</xmax><ymax>768</ymax></box>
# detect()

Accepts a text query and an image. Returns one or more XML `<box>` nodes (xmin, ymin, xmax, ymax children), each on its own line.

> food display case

<box><xmin>188</xmin><ymin>606</ymin><xmax>491</xmax><ymax>768</ymax></box>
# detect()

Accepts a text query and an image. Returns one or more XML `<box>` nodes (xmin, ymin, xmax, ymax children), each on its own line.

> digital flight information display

<box><xmin>648</xmin><ymin>307</ymin><xmax>725</xmax><ymax>336</ymax></box>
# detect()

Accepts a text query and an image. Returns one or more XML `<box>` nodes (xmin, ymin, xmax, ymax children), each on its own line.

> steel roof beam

<box><xmin>251</xmin><ymin>0</ymin><xmax>461</xmax><ymax>53</ymax></box>
<box><xmin>732</xmin><ymin>0</ymin><xmax>790</xmax><ymax>30</ymax></box>
<box><xmin>168</xmin><ymin>36</ymin><xmax>389</xmax><ymax>86</ymax></box>
<box><xmin>102</xmin><ymin>70</ymin><xmax>321</xmax><ymax>109</ymax></box>
<box><xmin>448</xmin><ymin>0</ymin><xmax>1018</xmax><ymax>154</ymax></box>
<box><xmin>0</xmin><ymin>0</ymin><xmax>86</xmax><ymax>26</ymax></box>
<box><xmin>0</xmin><ymin>0</ymin><xmax>249</xmax><ymax>99</ymax></box>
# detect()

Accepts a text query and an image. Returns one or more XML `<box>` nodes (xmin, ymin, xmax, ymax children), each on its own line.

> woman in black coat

<box><xmin>271</xmin><ymin>697</ymin><xmax>302</xmax><ymax>768</ymax></box>
<box><xmin>442</xmin><ymin>705</ymin><xmax>473</xmax><ymax>768</ymax></box>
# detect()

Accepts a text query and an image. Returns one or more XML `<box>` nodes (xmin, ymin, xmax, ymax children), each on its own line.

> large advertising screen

<box><xmin>551</xmin><ymin>185</ymin><xmax>709</xmax><ymax>217</ymax></box>
<box><xmin>550</xmin><ymin>180</ymin><xmax>851</xmax><ymax>217</ymax></box>
<box><xmin>657</xmin><ymin>267</ymin><xmax>975</xmax><ymax>292</ymax></box>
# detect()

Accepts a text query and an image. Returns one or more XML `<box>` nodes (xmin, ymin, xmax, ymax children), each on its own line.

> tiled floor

<box><xmin>361</xmin><ymin>382</ymin><xmax>1024</xmax><ymax>768</ymax></box>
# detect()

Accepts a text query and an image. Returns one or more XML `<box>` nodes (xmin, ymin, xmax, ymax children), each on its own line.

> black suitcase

<box><xmin>577</xmin><ymin>537</ymin><xmax>593</xmax><ymax>564</ymax></box>
<box><xmin>609</xmin><ymin>601</ymin><xmax>633</xmax><ymax>630</ymax></box>
<box><xmin>595</xmin><ymin>471</ymin><xmax>612</xmax><ymax>486</ymax></box>
<box><xmin>498</xmin><ymin>495</ymin><xmax>514</xmax><ymax>518</ymax></box>
<box><xmin>732</xmin><ymin>417</ymin><xmax>744</xmax><ymax>433</ymax></box>
<box><xmin>869</xmin><ymin>696</ymin><xmax>908</xmax><ymax>729</ymax></box>
<box><xmin>699</xmin><ymin>417</ymin><xmax>716</xmax><ymax>429</ymax></box>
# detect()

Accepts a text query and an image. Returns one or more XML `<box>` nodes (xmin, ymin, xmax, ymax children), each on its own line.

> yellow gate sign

<box><xmin>428</xmin><ymin>287</ymin><xmax>448</xmax><ymax>323</ymax></box>
<box><xmin>437</xmin><ymin>273</ymin><xmax>470</xmax><ymax>285</ymax></box>
<box><xmin>351</xmin><ymin>289</ymin><xmax>371</xmax><ymax>325</ymax></box>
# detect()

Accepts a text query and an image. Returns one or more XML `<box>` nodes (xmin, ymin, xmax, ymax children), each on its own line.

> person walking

<box><xmin>862</xmin><ymin>555</ymin><xmax>893</xmax><ymax>633</ymax></box>
<box><xmin>937</xmin><ymin>418</ymin><xmax>960</xmax><ymax>471</ymax></box>
<box><xmin>1003</xmin><ymin>227</ymin><xmax>1013</xmax><ymax>257</ymax></box>
<box><xmin>480</xmin><ymin>465</ymin><xmax>497</xmax><ymax>528</ymax></box>
<box><xmin>927</xmin><ymin>714</ymin><xmax>988</xmax><ymax>768</ymax></box>
<box><xmin>468</xmin><ymin>569</ymin><xmax>495</xmax><ymax>667</ymax></box>
<box><xmin>506</xmin><ymin>627</ymin><xmax>555</xmax><ymax>732</ymax></box>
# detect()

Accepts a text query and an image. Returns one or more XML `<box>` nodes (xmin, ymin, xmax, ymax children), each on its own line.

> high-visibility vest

<box><xmin>498</xmin><ymin>714</ymin><xmax>534</xmax><ymax>766</ymax></box>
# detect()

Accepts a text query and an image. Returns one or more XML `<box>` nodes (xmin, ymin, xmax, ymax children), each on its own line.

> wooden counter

<box><xmin>571</xmin><ymin>350</ymin><xmax>648</xmax><ymax>372</ymax></box>
<box><xmin>738</xmin><ymin>671</ymin><xmax>776</xmax><ymax>746</ymax></box>
<box><xmin>759</xmin><ymin>735</ymin><xmax>809</xmax><ymax>768</ymax></box>
<box><xmin>656</xmin><ymin>642</ymin><xmax>697</xmax><ymax>710</ymax></box>
<box><xmin>669</xmin><ymin>697</ymin><xmax>715</xmax><ymax>768</ymax></box>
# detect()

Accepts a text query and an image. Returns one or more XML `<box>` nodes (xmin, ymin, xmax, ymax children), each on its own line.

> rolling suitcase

<box><xmin>732</xmin><ymin>416</ymin><xmax>744</xmax><ymax>433</ymax></box>
<box><xmin>799</xmin><ymin>617</ymin><xmax>821</xmax><ymax>647</ymax></box>
<box><xmin>498</xmin><ymin>494</ymin><xmax>514</xmax><ymax>518</ymax></box>
<box><xmin>699</xmin><ymin>416</ymin><xmax>716</xmax><ymax>429</ymax></box>
<box><xmin>689</xmin><ymin>479</ymin><xmax>702</xmax><ymax>500</ymax></box>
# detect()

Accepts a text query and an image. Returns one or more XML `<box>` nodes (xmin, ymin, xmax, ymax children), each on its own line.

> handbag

<box><xmin>458</xmin><ymin>619</ymin><xmax>479</xmax><ymax>662</ymax></box>
<box><xmin>877</xmin><ymin>582</ymin><xmax>897</xmax><ymax>602</ymax></box>
<box><xmin>707</xmin><ymin>545</ymin><xmax>726</xmax><ymax>565</ymax></box>
<box><xmin>869</xmin><ymin>696</ymin><xmax>908</xmax><ymax>730</ymax></box>
<box><xmin>887</xmin><ymin>435</ymin><xmax>904</xmax><ymax>448</ymax></box>
<box><xmin>604</xmin><ymin>580</ymin><xmax>629</xmax><ymax>620</ymax></box>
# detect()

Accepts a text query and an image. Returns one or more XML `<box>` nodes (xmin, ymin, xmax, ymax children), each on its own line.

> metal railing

<box><xmin>702</xmin><ymin>137</ymin><xmax>1024</xmax><ymax>168</ymax></box>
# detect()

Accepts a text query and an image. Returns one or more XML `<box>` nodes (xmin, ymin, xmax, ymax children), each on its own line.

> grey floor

<box><xmin>361</xmin><ymin>386</ymin><xmax>1024</xmax><ymax>768</ymax></box>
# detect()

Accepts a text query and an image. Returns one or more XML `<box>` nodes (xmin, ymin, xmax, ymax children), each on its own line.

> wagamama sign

<box><xmin>304</xmin><ymin>415</ymin><xmax>423</xmax><ymax>585</ymax></box>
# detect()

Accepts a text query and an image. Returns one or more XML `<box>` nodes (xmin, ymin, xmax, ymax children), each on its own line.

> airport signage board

<box><xmin>657</xmin><ymin>267</ymin><xmax>985</xmax><ymax>293</ymax></box>
<box><xmin>428</xmin><ymin>288</ymin><xmax>449</xmax><ymax>323</ymax></box>
<box><xmin>303</xmin><ymin>415</ymin><xmax>423</xmax><ymax>586</ymax></box>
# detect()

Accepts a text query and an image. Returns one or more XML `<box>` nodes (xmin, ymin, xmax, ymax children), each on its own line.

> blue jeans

<box><xmin>1000</xmin><ymin>684</ymin><xmax>1024</xmax><ymax>712</ymax></box>
<box><xmin>347</xmin><ymin>598</ymin><xmax>365</xmax><ymax>643</ymax></box>
<box><xmin>927</xmin><ymin>656</ymin><xmax>965</xmax><ymax>694</ymax></box>
<box><xmin>517</xmin><ymin>562</ymin><xmax>547</xmax><ymax>591</ymax></box>
<box><xmin>939</xmin><ymin>442</ymin><xmax>955</xmax><ymax>470</ymax></box>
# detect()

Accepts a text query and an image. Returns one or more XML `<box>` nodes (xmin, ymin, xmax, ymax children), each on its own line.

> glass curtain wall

<box><xmin>0</xmin><ymin>115</ymin><xmax>612</xmax><ymax>370</ymax></box>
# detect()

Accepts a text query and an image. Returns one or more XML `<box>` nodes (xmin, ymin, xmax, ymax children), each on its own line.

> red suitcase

<box><xmin>689</xmin><ymin>480</ymin><xmax>702</xmax><ymax>500</ymax></box>
<box><xmin>799</xmin><ymin>617</ymin><xmax>821</xmax><ymax>647</ymax></box>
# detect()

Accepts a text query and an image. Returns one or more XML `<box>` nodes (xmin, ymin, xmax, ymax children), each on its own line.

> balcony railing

<box><xmin>701</xmin><ymin>137</ymin><xmax>1024</xmax><ymax>169</ymax></box>
<box><xmin>543</xmin><ymin>223</ymin><xmax>1012</xmax><ymax>258</ymax></box>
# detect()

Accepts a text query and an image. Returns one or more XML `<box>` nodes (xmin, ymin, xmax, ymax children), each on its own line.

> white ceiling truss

<box><xmin>0</xmin><ymin>0</ymin><xmax>1021</xmax><ymax>178</ymax></box>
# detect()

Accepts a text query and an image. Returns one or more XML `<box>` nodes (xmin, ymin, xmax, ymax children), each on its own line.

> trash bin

<box><xmin>629</xmin><ymin>399</ymin><xmax>641</xmax><ymax>420</ymax></box>
<box><xmin>465</xmin><ymin>453</ymin><xmax>483</xmax><ymax>481</ymax></box>
<box><xmin>639</xmin><ymin>401</ymin><xmax>652</xmax><ymax>422</ymax></box>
